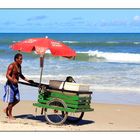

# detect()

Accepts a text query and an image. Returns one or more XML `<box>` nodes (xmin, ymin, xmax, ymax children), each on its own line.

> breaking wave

<box><xmin>77</xmin><ymin>50</ymin><xmax>140</xmax><ymax>63</ymax></box>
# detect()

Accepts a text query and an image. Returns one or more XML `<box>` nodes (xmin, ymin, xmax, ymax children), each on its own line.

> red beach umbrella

<box><xmin>11</xmin><ymin>37</ymin><xmax>76</xmax><ymax>83</ymax></box>
<box><xmin>11</xmin><ymin>37</ymin><xmax>76</xmax><ymax>57</ymax></box>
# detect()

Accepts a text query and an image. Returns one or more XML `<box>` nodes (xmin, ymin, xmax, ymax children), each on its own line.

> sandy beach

<box><xmin>0</xmin><ymin>100</ymin><xmax>140</xmax><ymax>131</ymax></box>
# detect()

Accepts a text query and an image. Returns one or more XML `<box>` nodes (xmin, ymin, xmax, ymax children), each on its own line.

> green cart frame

<box><xmin>19</xmin><ymin>81</ymin><xmax>93</xmax><ymax>125</ymax></box>
<box><xmin>34</xmin><ymin>85</ymin><xmax>93</xmax><ymax>125</ymax></box>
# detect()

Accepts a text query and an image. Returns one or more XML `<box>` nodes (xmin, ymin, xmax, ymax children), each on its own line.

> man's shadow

<box><xmin>15</xmin><ymin>114</ymin><xmax>95</xmax><ymax>125</ymax></box>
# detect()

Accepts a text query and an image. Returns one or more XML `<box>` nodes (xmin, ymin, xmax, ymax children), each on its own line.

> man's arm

<box><xmin>20</xmin><ymin>74</ymin><xmax>34</xmax><ymax>83</ymax></box>
<box><xmin>19</xmin><ymin>70</ymin><xmax>29</xmax><ymax>82</ymax></box>
<box><xmin>19</xmin><ymin>66</ymin><xmax>34</xmax><ymax>83</ymax></box>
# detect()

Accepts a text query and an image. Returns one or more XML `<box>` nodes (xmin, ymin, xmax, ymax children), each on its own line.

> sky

<box><xmin>0</xmin><ymin>9</ymin><xmax>140</xmax><ymax>33</ymax></box>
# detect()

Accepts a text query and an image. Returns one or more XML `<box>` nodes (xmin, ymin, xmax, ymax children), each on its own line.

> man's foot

<box><xmin>3</xmin><ymin>108</ymin><xmax>9</xmax><ymax>117</ymax></box>
<box><xmin>8</xmin><ymin>116</ymin><xmax>16</xmax><ymax>120</ymax></box>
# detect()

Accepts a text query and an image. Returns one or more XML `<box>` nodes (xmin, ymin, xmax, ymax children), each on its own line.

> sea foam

<box><xmin>83</xmin><ymin>50</ymin><xmax>140</xmax><ymax>63</ymax></box>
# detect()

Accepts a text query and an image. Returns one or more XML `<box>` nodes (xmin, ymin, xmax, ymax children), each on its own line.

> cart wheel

<box><xmin>45</xmin><ymin>99</ymin><xmax>68</xmax><ymax>125</ymax></box>
<box><xmin>63</xmin><ymin>112</ymin><xmax>84</xmax><ymax>124</ymax></box>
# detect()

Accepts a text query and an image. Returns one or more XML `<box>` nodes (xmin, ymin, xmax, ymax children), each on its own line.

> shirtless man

<box><xmin>3</xmin><ymin>53</ymin><xmax>34</xmax><ymax>119</ymax></box>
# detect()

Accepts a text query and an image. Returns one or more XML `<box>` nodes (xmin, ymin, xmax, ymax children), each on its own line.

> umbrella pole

<box><xmin>39</xmin><ymin>55</ymin><xmax>45</xmax><ymax>86</ymax></box>
<box><xmin>39</xmin><ymin>66</ymin><xmax>43</xmax><ymax>85</ymax></box>
<box><xmin>39</xmin><ymin>55</ymin><xmax>45</xmax><ymax>115</ymax></box>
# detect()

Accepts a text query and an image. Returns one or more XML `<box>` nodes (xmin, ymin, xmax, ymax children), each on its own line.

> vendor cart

<box><xmin>19</xmin><ymin>80</ymin><xmax>93</xmax><ymax>125</ymax></box>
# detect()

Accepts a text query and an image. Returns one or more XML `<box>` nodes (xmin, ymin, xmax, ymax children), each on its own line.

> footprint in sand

<box><xmin>23</xmin><ymin>123</ymin><xmax>29</xmax><ymax>125</ymax></box>
<box><xmin>1</xmin><ymin>121</ymin><xmax>8</xmax><ymax>123</ymax></box>
<box><xmin>108</xmin><ymin>122</ymin><xmax>114</xmax><ymax>125</ymax></box>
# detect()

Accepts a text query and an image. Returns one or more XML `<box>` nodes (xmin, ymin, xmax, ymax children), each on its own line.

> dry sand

<box><xmin>0</xmin><ymin>100</ymin><xmax>140</xmax><ymax>131</ymax></box>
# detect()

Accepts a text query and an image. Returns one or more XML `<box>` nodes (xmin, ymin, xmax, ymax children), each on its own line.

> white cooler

<box><xmin>49</xmin><ymin>80</ymin><xmax>89</xmax><ymax>92</ymax></box>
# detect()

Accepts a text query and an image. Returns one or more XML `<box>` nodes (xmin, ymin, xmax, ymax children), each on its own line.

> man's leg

<box><xmin>3</xmin><ymin>107</ymin><xmax>9</xmax><ymax>117</ymax></box>
<box><xmin>8</xmin><ymin>100</ymin><xmax>19</xmax><ymax>119</ymax></box>
<box><xmin>12</xmin><ymin>100</ymin><xmax>19</xmax><ymax>107</ymax></box>
<box><xmin>7</xmin><ymin>103</ymin><xmax>14</xmax><ymax>119</ymax></box>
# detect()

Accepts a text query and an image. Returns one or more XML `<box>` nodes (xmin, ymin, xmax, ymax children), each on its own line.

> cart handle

<box><xmin>18</xmin><ymin>81</ymin><xmax>49</xmax><ymax>88</ymax></box>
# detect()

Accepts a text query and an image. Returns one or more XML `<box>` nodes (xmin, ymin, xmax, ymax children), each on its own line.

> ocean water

<box><xmin>0</xmin><ymin>33</ymin><xmax>140</xmax><ymax>105</ymax></box>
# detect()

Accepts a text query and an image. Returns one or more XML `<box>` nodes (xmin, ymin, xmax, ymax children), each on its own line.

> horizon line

<box><xmin>0</xmin><ymin>32</ymin><xmax>140</xmax><ymax>34</ymax></box>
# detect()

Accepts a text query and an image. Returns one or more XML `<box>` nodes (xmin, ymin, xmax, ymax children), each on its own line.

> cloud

<box><xmin>27</xmin><ymin>15</ymin><xmax>47</xmax><ymax>21</ymax></box>
<box><xmin>133</xmin><ymin>15</ymin><xmax>140</xmax><ymax>21</ymax></box>
<box><xmin>2</xmin><ymin>21</ymin><xmax>15</xmax><ymax>25</ymax></box>
<box><xmin>100</xmin><ymin>19</ymin><xmax>128</xmax><ymax>26</ymax></box>
<box><xmin>130</xmin><ymin>15</ymin><xmax>140</xmax><ymax>26</ymax></box>
<box><xmin>72</xmin><ymin>17</ymin><xmax>83</xmax><ymax>20</ymax></box>
<box><xmin>17</xmin><ymin>22</ymin><xmax>42</xmax><ymax>27</ymax></box>
<box><xmin>71</xmin><ymin>17</ymin><xmax>86</xmax><ymax>24</ymax></box>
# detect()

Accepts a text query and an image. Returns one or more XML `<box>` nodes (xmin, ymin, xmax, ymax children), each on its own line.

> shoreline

<box><xmin>0</xmin><ymin>100</ymin><xmax>140</xmax><ymax>131</ymax></box>
<box><xmin>1</xmin><ymin>83</ymin><xmax>140</xmax><ymax>106</ymax></box>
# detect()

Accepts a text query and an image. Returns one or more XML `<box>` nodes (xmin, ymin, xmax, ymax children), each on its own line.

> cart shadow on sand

<box><xmin>14</xmin><ymin>114</ymin><xmax>95</xmax><ymax>126</ymax></box>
